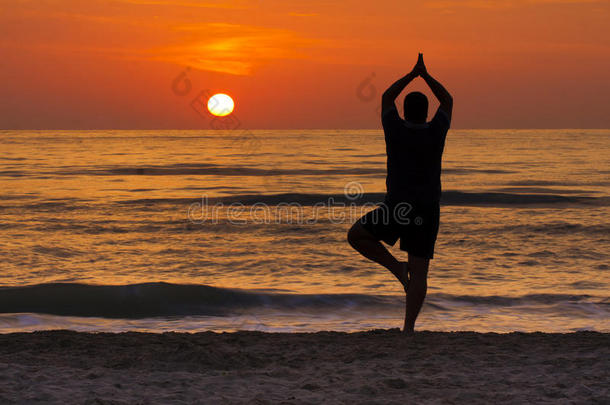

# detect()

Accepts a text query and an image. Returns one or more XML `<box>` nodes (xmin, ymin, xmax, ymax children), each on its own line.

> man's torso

<box><xmin>381</xmin><ymin>106</ymin><xmax>451</xmax><ymax>205</ymax></box>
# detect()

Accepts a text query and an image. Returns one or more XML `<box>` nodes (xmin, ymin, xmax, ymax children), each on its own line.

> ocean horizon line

<box><xmin>1</xmin><ymin>128</ymin><xmax>610</xmax><ymax>132</ymax></box>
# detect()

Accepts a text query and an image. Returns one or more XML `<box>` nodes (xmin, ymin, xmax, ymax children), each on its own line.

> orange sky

<box><xmin>1</xmin><ymin>0</ymin><xmax>609</xmax><ymax>129</ymax></box>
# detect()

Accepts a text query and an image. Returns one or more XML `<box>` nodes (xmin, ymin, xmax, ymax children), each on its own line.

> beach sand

<box><xmin>0</xmin><ymin>329</ymin><xmax>607</xmax><ymax>404</ymax></box>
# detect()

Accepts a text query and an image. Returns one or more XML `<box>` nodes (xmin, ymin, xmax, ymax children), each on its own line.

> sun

<box><xmin>207</xmin><ymin>93</ymin><xmax>234</xmax><ymax>117</ymax></box>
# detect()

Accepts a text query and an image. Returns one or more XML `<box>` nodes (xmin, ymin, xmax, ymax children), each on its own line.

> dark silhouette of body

<box><xmin>348</xmin><ymin>54</ymin><xmax>453</xmax><ymax>334</ymax></box>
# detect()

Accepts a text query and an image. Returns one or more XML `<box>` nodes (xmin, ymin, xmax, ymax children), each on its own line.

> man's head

<box><xmin>403</xmin><ymin>91</ymin><xmax>428</xmax><ymax>123</ymax></box>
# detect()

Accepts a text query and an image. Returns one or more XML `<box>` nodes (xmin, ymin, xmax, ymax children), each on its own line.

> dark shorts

<box><xmin>357</xmin><ymin>200</ymin><xmax>440</xmax><ymax>259</ymax></box>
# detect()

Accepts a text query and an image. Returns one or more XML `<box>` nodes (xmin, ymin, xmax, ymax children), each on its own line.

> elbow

<box><xmin>444</xmin><ymin>95</ymin><xmax>454</xmax><ymax>108</ymax></box>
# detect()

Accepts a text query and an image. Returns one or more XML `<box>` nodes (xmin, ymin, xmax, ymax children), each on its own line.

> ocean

<box><xmin>0</xmin><ymin>129</ymin><xmax>608</xmax><ymax>333</ymax></box>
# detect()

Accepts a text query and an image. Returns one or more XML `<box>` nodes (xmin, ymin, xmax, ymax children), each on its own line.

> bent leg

<box><xmin>347</xmin><ymin>221</ymin><xmax>407</xmax><ymax>288</ymax></box>
<box><xmin>403</xmin><ymin>253</ymin><xmax>430</xmax><ymax>334</ymax></box>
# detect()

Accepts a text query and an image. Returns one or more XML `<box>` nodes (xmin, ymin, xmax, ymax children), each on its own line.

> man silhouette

<box><xmin>348</xmin><ymin>54</ymin><xmax>453</xmax><ymax>334</ymax></box>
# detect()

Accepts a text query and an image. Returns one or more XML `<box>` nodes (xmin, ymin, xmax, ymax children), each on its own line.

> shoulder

<box><xmin>429</xmin><ymin>107</ymin><xmax>451</xmax><ymax>131</ymax></box>
<box><xmin>381</xmin><ymin>104</ymin><xmax>402</xmax><ymax>130</ymax></box>
<box><xmin>382</xmin><ymin>104</ymin><xmax>400</xmax><ymax>121</ymax></box>
<box><xmin>433</xmin><ymin>107</ymin><xmax>451</xmax><ymax>124</ymax></box>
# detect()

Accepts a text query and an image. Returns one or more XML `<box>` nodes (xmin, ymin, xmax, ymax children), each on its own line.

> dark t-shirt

<box><xmin>381</xmin><ymin>105</ymin><xmax>451</xmax><ymax>205</ymax></box>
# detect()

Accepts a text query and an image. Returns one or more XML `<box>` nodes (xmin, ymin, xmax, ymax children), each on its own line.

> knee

<box><xmin>347</xmin><ymin>222</ymin><xmax>362</xmax><ymax>246</ymax></box>
<box><xmin>408</xmin><ymin>258</ymin><xmax>430</xmax><ymax>280</ymax></box>
<box><xmin>347</xmin><ymin>224</ymin><xmax>357</xmax><ymax>246</ymax></box>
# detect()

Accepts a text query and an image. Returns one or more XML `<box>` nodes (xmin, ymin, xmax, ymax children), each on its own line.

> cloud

<box><xmin>114</xmin><ymin>0</ymin><xmax>249</xmax><ymax>9</ymax></box>
<box><xmin>427</xmin><ymin>0</ymin><xmax>604</xmax><ymax>9</ymax></box>
<box><xmin>1</xmin><ymin>3</ymin><xmax>327</xmax><ymax>75</ymax></box>
<box><xmin>288</xmin><ymin>12</ymin><xmax>319</xmax><ymax>17</ymax></box>
<box><xmin>149</xmin><ymin>23</ymin><xmax>324</xmax><ymax>75</ymax></box>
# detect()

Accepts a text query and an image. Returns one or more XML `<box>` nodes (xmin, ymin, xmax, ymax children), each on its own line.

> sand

<box><xmin>0</xmin><ymin>329</ymin><xmax>607</xmax><ymax>404</ymax></box>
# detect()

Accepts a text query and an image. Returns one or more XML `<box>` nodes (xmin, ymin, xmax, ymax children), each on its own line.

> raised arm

<box><xmin>419</xmin><ymin>56</ymin><xmax>453</xmax><ymax>120</ymax></box>
<box><xmin>382</xmin><ymin>54</ymin><xmax>453</xmax><ymax>120</ymax></box>
<box><xmin>381</xmin><ymin>71</ymin><xmax>417</xmax><ymax>116</ymax></box>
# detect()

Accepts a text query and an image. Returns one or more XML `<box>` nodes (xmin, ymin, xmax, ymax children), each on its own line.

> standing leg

<box><xmin>347</xmin><ymin>222</ymin><xmax>408</xmax><ymax>289</ymax></box>
<box><xmin>403</xmin><ymin>253</ymin><xmax>430</xmax><ymax>334</ymax></box>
